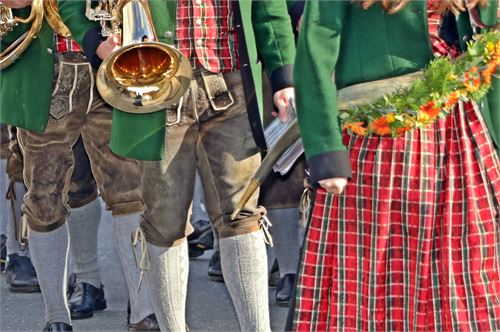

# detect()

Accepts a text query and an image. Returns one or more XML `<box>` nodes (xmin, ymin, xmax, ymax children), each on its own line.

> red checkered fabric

<box><xmin>54</xmin><ymin>34</ymin><xmax>81</xmax><ymax>53</ymax></box>
<box><xmin>176</xmin><ymin>0</ymin><xmax>239</xmax><ymax>72</ymax></box>
<box><xmin>428</xmin><ymin>1</ymin><xmax>460</xmax><ymax>58</ymax></box>
<box><xmin>293</xmin><ymin>101</ymin><xmax>500</xmax><ymax>331</ymax></box>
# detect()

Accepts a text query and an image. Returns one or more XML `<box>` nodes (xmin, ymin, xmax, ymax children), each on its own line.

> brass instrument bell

<box><xmin>87</xmin><ymin>0</ymin><xmax>192</xmax><ymax>113</ymax></box>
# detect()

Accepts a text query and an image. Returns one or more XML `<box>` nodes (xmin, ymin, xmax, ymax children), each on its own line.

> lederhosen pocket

<box><xmin>49</xmin><ymin>55</ymin><xmax>90</xmax><ymax>120</ymax></box>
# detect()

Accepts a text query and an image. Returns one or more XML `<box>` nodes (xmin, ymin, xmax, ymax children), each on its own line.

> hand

<box><xmin>296</xmin><ymin>15</ymin><xmax>303</xmax><ymax>33</ymax></box>
<box><xmin>272</xmin><ymin>87</ymin><xmax>295</xmax><ymax>122</ymax></box>
<box><xmin>96</xmin><ymin>35</ymin><xmax>121</xmax><ymax>60</ymax></box>
<box><xmin>318</xmin><ymin>177</ymin><xmax>348</xmax><ymax>195</ymax></box>
<box><xmin>1</xmin><ymin>0</ymin><xmax>32</xmax><ymax>8</ymax></box>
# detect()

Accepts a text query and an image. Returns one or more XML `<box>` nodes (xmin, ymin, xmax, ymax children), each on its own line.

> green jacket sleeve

<box><xmin>294</xmin><ymin>0</ymin><xmax>352</xmax><ymax>184</ymax></box>
<box><xmin>455</xmin><ymin>1</ymin><xmax>499</xmax><ymax>150</ymax></box>
<box><xmin>252</xmin><ymin>0</ymin><xmax>296</xmax><ymax>92</ymax></box>
<box><xmin>481</xmin><ymin>0</ymin><xmax>499</xmax><ymax>152</ymax></box>
<box><xmin>57</xmin><ymin>0</ymin><xmax>103</xmax><ymax>68</ymax></box>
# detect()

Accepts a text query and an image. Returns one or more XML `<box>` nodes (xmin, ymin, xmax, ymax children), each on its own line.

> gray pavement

<box><xmin>0</xmin><ymin>205</ymin><xmax>289</xmax><ymax>332</ymax></box>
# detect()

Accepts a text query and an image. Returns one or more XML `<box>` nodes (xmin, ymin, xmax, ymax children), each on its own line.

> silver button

<box><xmin>163</xmin><ymin>31</ymin><xmax>173</xmax><ymax>39</ymax></box>
<box><xmin>196</xmin><ymin>39</ymin><xmax>203</xmax><ymax>46</ymax></box>
<box><xmin>195</xmin><ymin>0</ymin><xmax>202</xmax><ymax>4</ymax></box>
<box><xmin>47</xmin><ymin>48</ymin><xmax>53</xmax><ymax>54</ymax></box>
<box><xmin>195</xmin><ymin>18</ymin><xmax>202</xmax><ymax>26</ymax></box>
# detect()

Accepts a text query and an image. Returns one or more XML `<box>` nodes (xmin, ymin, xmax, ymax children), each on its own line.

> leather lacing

<box><xmin>131</xmin><ymin>228</ymin><xmax>150</xmax><ymax>291</ymax></box>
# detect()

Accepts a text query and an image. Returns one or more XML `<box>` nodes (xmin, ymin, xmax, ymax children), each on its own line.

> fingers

<box><xmin>273</xmin><ymin>95</ymin><xmax>289</xmax><ymax>122</ymax></box>
<box><xmin>3</xmin><ymin>0</ymin><xmax>32</xmax><ymax>8</ymax></box>
<box><xmin>318</xmin><ymin>178</ymin><xmax>348</xmax><ymax>195</ymax></box>
<box><xmin>96</xmin><ymin>35</ymin><xmax>122</xmax><ymax>60</ymax></box>
<box><xmin>296</xmin><ymin>15</ymin><xmax>303</xmax><ymax>32</ymax></box>
<box><xmin>111</xmin><ymin>35</ymin><xmax>122</xmax><ymax>51</ymax></box>
<box><xmin>273</xmin><ymin>88</ymin><xmax>295</xmax><ymax>123</ymax></box>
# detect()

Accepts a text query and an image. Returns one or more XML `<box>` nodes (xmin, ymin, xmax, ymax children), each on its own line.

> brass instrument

<box><xmin>43</xmin><ymin>0</ymin><xmax>71</xmax><ymax>38</ymax></box>
<box><xmin>87</xmin><ymin>0</ymin><xmax>192</xmax><ymax>113</ymax></box>
<box><xmin>0</xmin><ymin>0</ymin><xmax>71</xmax><ymax>69</ymax></box>
<box><xmin>231</xmin><ymin>72</ymin><xmax>424</xmax><ymax>220</ymax></box>
<box><xmin>0</xmin><ymin>0</ymin><xmax>43</xmax><ymax>69</ymax></box>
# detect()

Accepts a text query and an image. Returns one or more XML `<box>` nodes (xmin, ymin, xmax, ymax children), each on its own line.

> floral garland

<box><xmin>340</xmin><ymin>31</ymin><xmax>500</xmax><ymax>137</ymax></box>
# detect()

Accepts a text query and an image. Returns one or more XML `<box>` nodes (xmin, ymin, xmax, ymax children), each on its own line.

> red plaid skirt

<box><xmin>293</xmin><ymin>102</ymin><xmax>500</xmax><ymax>331</ymax></box>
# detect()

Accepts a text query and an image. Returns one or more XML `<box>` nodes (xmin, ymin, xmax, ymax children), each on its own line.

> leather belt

<box><xmin>166</xmin><ymin>69</ymin><xmax>235</xmax><ymax>126</ymax></box>
<box><xmin>201</xmin><ymin>71</ymin><xmax>235</xmax><ymax>111</ymax></box>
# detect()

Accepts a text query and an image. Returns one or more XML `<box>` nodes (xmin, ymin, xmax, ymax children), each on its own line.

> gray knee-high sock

<box><xmin>67</xmin><ymin>199</ymin><xmax>102</xmax><ymax>288</ymax></box>
<box><xmin>6</xmin><ymin>182</ymin><xmax>26</xmax><ymax>256</ymax></box>
<box><xmin>191</xmin><ymin>172</ymin><xmax>209</xmax><ymax>223</ymax></box>
<box><xmin>212</xmin><ymin>223</ymin><xmax>219</xmax><ymax>251</ymax></box>
<box><xmin>112</xmin><ymin>214</ymin><xmax>154</xmax><ymax>324</ymax></box>
<box><xmin>267</xmin><ymin>208</ymin><xmax>301</xmax><ymax>276</ymax></box>
<box><xmin>144</xmin><ymin>241</ymin><xmax>188</xmax><ymax>331</ymax></box>
<box><xmin>0</xmin><ymin>159</ymin><xmax>8</xmax><ymax>235</ymax></box>
<box><xmin>220</xmin><ymin>231</ymin><xmax>271</xmax><ymax>332</ymax></box>
<box><xmin>29</xmin><ymin>225</ymin><xmax>71</xmax><ymax>325</ymax></box>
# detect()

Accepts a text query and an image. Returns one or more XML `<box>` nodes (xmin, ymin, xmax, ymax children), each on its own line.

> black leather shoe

<box><xmin>207</xmin><ymin>250</ymin><xmax>224</xmax><ymax>282</ymax></box>
<box><xmin>128</xmin><ymin>313</ymin><xmax>160</xmax><ymax>332</ymax></box>
<box><xmin>66</xmin><ymin>273</ymin><xmax>77</xmax><ymax>299</ymax></box>
<box><xmin>42</xmin><ymin>322</ymin><xmax>72</xmax><ymax>331</ymax></box>
<box><xmin>188</xmin><ymin>223</ymin><xmax>214</xmax><ymax>258</ymax></box>
<box><xmin>5</xmin><ymin>254</ymin><xmax>40</xmax><ymax>293</ymax></box>
<box><xmin>68</xmin><ymin>282</ymin><xmax>107</xmax><ymax>319</ymax></box>
<box><xmin>268</xmin><ymin>259</ymin><xmax>280</xmax><ymax>288</ymax></box>
<box><xmin>127</xmin><ymin>300</ymin><xmax>131</xmax><ymax>326</ymax></box>
<box><xmin>276</xmin><ymin>274</ymin><xmax>296</xmax><ymax>307</ymax></box>
<box><xmin>0</xmin><ymin>234</ymin><xmax>6</xmax><ymax>272</ymax></box>
<box><xmin>187</xmin><ymin>219</ymin><xmax>211</xmax><ymax>242</ymax></box>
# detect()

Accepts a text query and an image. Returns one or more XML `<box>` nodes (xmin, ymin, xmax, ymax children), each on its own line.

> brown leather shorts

<box><xmin>17</xmin><ymin>52</ymin><xmax>143</xmax><ymax>232</ymax></box>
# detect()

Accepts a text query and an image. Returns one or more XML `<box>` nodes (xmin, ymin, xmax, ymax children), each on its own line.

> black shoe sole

<box><xmin>208</xmin><ymin>273</ymin><xmax>224</xmax><ymax>283</ymax></box>
<box><xmin>276</xmin><ymin>299</ymin><xmax>291</xmax><ymax>307</ymax></box>
<box><xmin>188</xmin><ymin>242</ymin><xmax>213</xmax><ymax>258</ymax></box>
<box><xmin>8</xmin><ymin>284</ymin><xmax>41</xmax><ymax>293</ymax></box>
<box><xmin>70</xmin><ymin>300</ymin><xmax>107</xmax><ymax>320</ymax></box>
<box><xmin>188</xmin><ymin>245</ymin><xmax>205</xmax><ymax>258</ymax></box>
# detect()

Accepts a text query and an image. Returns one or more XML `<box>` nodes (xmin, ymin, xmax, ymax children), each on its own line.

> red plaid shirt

<box><xmin>54</xmin><ymin>34</ymin><xmax>81</xmax><ymax>53</ymax></box>
<box><xmin>176</xmin><ymin>0</ymin><xmax>239</xmax><ymax>72</ymax></box>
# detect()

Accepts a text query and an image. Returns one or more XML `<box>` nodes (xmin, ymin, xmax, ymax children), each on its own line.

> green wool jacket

<box><xmin>56</xmin><ymin>0</ymin><xmax>296</xmax><ymax>160</ymax></box>
<box><xmin>294</xmin><ymin>0</ymin><xmax>499</xmax><ymax>184</ymax></box>
<box><xmin>0</xmin><ymin>7</ymin><xmax>56</xmax><ymax>132</ymax></box>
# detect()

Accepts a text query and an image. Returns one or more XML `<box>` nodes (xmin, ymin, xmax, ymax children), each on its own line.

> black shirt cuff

<box><xmin>269</xmin><ymin>64</ymin><xmax>294</xmax><ymax>93</ymax></box>
<box><xmin>82</xmin><ymin>27</ymin><xmax>105</xmax><ymax>70</ymax></box>
<box><xmin>308</xmin><ymin>150</ymin><xmax>352</xmax><ymax>187</ymax></box>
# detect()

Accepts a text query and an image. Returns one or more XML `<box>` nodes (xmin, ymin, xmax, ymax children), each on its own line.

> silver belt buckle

<box><xmin>202</xmin><ymin>72</ymin><xmax>234</xmax><ymax>112</ymax></box>
<box><xmin>166</xmin><ymin>97</ymin><xmax>183</xmax><ymax>126</ymax></box>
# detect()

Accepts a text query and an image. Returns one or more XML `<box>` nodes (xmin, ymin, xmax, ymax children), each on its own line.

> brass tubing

<box><xmin>231</xmin><ymin>120</ymin><xmax>301</xmax><ymax>220</ymax></box>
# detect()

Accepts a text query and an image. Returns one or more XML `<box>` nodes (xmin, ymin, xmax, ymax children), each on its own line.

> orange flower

<box><xmin>464</xmin><ymin>68</ymin><xmax>481</xmax><ymax>92</ymax></box>
<box><xmin>494</xmin><ymin>41</ymin><xmax>500</xmax><ymax>61</ymax></box>
<box><xmin>344</xmin><ymin>122</ymin><xmax>368</xmax><ymax>136</ymax></box>
<box><xmin>419</xmin><ymin>101</ymin><xmax>440</xmax><ymax>119</ymax></box>
<box><xmin>445</xmin><ymin>91</ymin><xmax>459</xmax><ymax>109</ymax></box>
<box><xmin>481</xmin><ymin>61</ymin><xmax>497</xmax><ymax>85</ymax></box>
<box><xmin>371</xmin><ymin>117</ymin><xmax>391</xmax><ymax>136</ymax></box>
<box><xmin>395</xmin><ymin>126</ymin><xmax>412</xmax><ymax>136</ymax></box>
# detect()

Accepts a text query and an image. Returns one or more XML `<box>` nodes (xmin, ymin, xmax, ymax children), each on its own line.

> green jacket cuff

<box><xmin>308</xmin><ymin>150</ymin><xmax>352</xmax><ymax>186</ymax></box>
